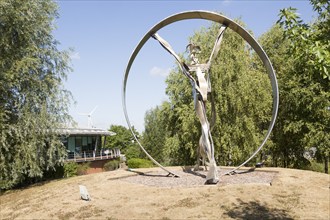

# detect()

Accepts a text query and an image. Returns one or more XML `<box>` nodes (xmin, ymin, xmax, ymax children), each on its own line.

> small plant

<box><xmin>63</xmin><ymin>162</ymin><xmax>78</xmax><ymax>178</ymax></box>
<box><xmin>77</xmin><ymin>162</ymin><xmax>90</xmax><ymax>175</ymax></box>
<box><xmin>127</xmin><ymin>158</ymin><xmax>153</xmax><ymax>168</ymax></box>
<box><xmin>103</xmin><ymin>159</ymin><xmax>120</xmax><ymax>171</ymax></box>
<box><xmin>124</xmin><ymin>146</ymin><xmax>141</xmax><ymax>160</ymax></box>
<box><xmin>305</xmin><ymin>161</ymin><xmax>328</xmax><ymax>173</ymax></box>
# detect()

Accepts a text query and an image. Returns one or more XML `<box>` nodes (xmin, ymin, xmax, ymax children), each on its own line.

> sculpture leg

<box><xmin>199</xmin><ymin>136</ymin><xmax>208</xmax><ymax>171</ymax></box>
<box><xmin>194</xmin><ymin>136</ymin><xmax>208</xmax><ymax>171</ymax></box>
<box><xmin>195</xmin><ymin>100</ymin><xmax>219</xmax><ymax>184</ymax></box>
<box><xmin>194</xmin><ymin>141</ymin><xmax>201</xmax><ymax>171</ymax></box>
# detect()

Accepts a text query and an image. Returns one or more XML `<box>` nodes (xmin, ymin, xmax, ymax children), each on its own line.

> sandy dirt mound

<box><xmin>1</xmin><ymin>167</ymin><xmax>329</xmax><ymax>220</ymax></box>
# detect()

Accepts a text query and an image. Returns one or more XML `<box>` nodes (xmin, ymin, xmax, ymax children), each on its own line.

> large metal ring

<box><xmin>122</xmin><ymin>10</ymin><xmax>279</xmax><ymax>176</ymax></box>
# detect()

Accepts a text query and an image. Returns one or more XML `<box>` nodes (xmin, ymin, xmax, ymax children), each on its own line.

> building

<box><xmin>58</xmin><ymin>127</ymin><xmax>121</xmax><ymax>162</ymax></box>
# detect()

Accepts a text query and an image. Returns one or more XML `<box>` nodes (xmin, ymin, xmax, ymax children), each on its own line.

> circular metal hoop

<box><xmin>122</xmin><ymin>11</ymin><xmax>279</xmax><ymax>176</ymax></box>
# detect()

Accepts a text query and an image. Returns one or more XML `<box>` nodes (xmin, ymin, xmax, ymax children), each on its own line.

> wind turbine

<box><xmin>79</xmin><ymin>106</ymin><xmax>98</xmax><ymax>128</ymax></box>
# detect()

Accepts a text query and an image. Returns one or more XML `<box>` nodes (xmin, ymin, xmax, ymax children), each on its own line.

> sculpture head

<box><xmin>186</xmin><ymin>43</ymin><xmax>201</xmax><ymax>65</ymax></box>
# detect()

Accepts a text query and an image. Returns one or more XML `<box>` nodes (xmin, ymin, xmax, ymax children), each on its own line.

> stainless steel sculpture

<box><xmin>122</xmin><ymin>11</ymin><xmax>279</xmax><ymax>184</ymax></box>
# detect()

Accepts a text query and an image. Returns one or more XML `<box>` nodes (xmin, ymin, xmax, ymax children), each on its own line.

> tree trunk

<box><xmin>324</xmin><ymin>155</ymin><xmax>329</xmax><ymax>174</ymax></box>
<box><xmin>272</xmin><ymin>153</ymin><xmax>277</xmax><ymax>167</ymax></box>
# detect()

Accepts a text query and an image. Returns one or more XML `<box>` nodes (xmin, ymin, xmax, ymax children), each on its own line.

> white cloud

<box><xmin>149</xmin><ymin>66</ymin><xmax>171</xmax><ymax>77</ymax></box>
<box><xmin>222</xmin><ymin>0</ymin><xmax>231</xmax><ymax>6</ymax></box>
<box><xmin>69</xmin><ymin>51</ymin><xmax>81</xmax><ymax>60</ymax></box>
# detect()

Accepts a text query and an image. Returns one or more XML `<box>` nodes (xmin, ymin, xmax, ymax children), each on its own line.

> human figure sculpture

<box><xmin>152</xmin><ymin>25</ymin><xmax>227</xmax><ymax>184</ymax></box>
<box><xmin>123</xmin><ymin>11</ymin><xmax>279</xmax><ymax>184</ymax></box>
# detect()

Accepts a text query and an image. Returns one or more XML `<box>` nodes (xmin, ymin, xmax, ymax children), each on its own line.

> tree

<box><xmin>256</xmin><ymin>24</ymin><xmax>295</xmax><ymax>167</ymax></box>
<box><xmin>142</xmin><ymin>105</ymin><xmax>168</xmax><ymax>164</ymax></box>
<box><xmin>163</xmin><ymin>68</ymin><xmax>200</xmax><ymax>165</ymax></box>
<box><xmin>106</xmin><ymin>125</ymin><xmax>141</xmax><ymax>159</ymax></box>
<box><xmin>202</xmin><ymin>23</ymin><xmax>272</xmax><ymax>166</ymax></box>
<box><xmin>276</xmin><ymin>0</ymin><xmax>330</xmax><ymax>173</ymax></box>
<box><xmin>0</xmin><ymin>0</ymin><xmax>73</xmax><ymax>189</ymax></box>
<box><xmin>143</xmin><ymin>20</ymin><xmax>273</xmax><ymax>167</ymax></box>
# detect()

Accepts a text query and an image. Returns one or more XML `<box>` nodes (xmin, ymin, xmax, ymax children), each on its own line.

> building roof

<box><xmin>56</xmin><ymin>128</ymin><xmax>116</xmax><ymax>136</ymax></box>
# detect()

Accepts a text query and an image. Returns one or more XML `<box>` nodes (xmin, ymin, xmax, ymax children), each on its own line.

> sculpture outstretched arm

<box><xmin>208</xmin><ymin>25</ymin><xmax>227</xmax><ymax>66</ymax></box>
<box><xmin>209</xmin><ymin>91</ymin><xmax>217</xmax><ymax>131</ymax></box>
<box><xmin>203</xmin><ymin>26</ymin><xmax>226</xmax><ymax>131</ymax></box>
<box><xmin>152</xmin><ymin>32</ymin><xmax>206</xmax><ymax>98</ymax></box>
<box><xmin>152</xmin><ymin>33</ymin><xmax>194</xmax><ymax>82</ymax></box>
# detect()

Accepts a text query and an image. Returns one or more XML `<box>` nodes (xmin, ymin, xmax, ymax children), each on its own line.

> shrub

<box><xmin>125</xmin><ymin>146</ymin><xmax>141</xmax><ymax>160</ymax></box>
<box><xmin>43</xmin><ymin>165</ymin><xmax>64</xmax><ymax>180</ymax></box>
<box><xmin>127</xmin><ymin>158</ymin><xmax>153</xmax><ymax>168</ymax></box>
<box><xmin>304</xmin><ymin>161</ymin><xmax>328</xmax><ymax>173</ymax></box>
<box><xmin>103</xmin><ymin>159</ymin><xmax>120</xmax><ymax>171</ymax></box>
<box><xmin>63</xmin><ymin>162</ymin><xmax>78</xmax><ymax>178</ymax></box>
<box><xmin>77</xmin><ymin>162</ymin><xmax>90</xmax><ymax>175</ymax></box>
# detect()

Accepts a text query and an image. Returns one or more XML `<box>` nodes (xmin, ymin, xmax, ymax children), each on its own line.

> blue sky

<box><xmin>54</xmin><ymin>0</ymin><xmax>315</xmax><ymax>132</ymax></box>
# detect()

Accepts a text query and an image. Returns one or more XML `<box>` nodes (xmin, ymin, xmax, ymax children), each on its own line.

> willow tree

<box><xmin>0</xmin><ymin>0</ymin><xmax>72</xmax><ymax>189</ymax></box>
<box><xmin>143</xmin><ymin>20</ymin><xmax>273</xmax><ymax>166</ymax></box>
<box><xmin>186</xmin><ymin>22</ymin><xmax>273</xmax><ymax>166</ymax></box>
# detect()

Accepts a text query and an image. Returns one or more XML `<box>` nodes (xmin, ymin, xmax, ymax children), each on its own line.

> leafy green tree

<box><xmin>256</xmin><ymin>24</ymin><xmax>295</xmax><ymax>167</ymax></box>
<box><xmin>276</xmin><ymin>0</ymin><xmax>330</xmax><ymax>173</ymax></box>
<box><xmin>278</xmin><ymin>1</ymin><xmax>330</xmax><ymax>80</ymax></box>
<box><xmin>202</xmin><ymin>23</ymin><xmax>272</xmax><ymax>166</ymax></box>
<box><xmin>106</xmin><ymin>125</ymin><xmax>141</xmax><ymax>159</ymax></box>
<box><xmin>143</xmin><ymin>20</ymin><xmax>273</xmax><ymax>167</ymax></box>
<box><xmin>0</xmin><ymin>0</ymin><xmax>73</xmax><ymax>189</ymax></box>
<box><xmin>142</xmin><ymin>105</ymin><xmax>167</xmax><ymax>163</ymax></box>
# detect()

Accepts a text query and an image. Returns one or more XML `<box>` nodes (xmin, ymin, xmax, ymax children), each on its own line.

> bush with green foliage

<box><xmin>77</xmin><ymin>162</ymin><xmax>90</xmax><ymax>175</ymax></box>
<box><xmin>63</xmin><ymin>162</ymin><xmax>91</xmax><ymax>177</ymax></box>
<box><xmin>127</xmin><ymin>158</ymin><xmax>153</xmax><ymax>168</ymax></box>
<box><xmin>124</xmin><ymin>145</ymin><xmax>141</xmax><ymax>160</ymax></box>
<box><xmin>63</xmin><ymin>162</ymin><xmax>78</xmax><ymax>178</ymax></box>
<box><xmin>303</xmin><ymin>161</ymin><xmax>329</xmax><ymax>173</ymax></box>
<box><xmin>43</xmin><ymin>165</ymin><xmax>65</xmax><ymax>180</ymax></box>
<box><xmin>103</xmin><ymin>159</ymin><xmax>120</xmax><ymax>171</ymax></box>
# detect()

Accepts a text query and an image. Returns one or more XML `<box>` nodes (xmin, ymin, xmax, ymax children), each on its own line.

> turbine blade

<box><xmin>89</xmin><ymin>106</ymin><xmax>98</xmax><ymax>115</ymax></box>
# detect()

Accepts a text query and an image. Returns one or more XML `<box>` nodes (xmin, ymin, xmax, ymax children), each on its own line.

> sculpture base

<box><xmin>205</xmin><ymin>178</ymin><xmax>219</xmax><ymax>185</ymax></box>
<box><xmin>193</xmin><ymin>165</ymin><xmax>206</xmax><ymax>171</ymax></box>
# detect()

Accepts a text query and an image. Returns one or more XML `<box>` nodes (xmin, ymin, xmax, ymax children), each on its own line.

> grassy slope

<box><xmin>0</xmin><ymin>167</ymin><xmax>329</xmax><ymax>220</ymax></box>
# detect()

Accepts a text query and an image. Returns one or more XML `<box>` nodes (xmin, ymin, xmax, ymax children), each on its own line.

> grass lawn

<box><xmin>1</xmin><ymin>167</ymin><xmax>329</xmax><ymax>219</ymax></box>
